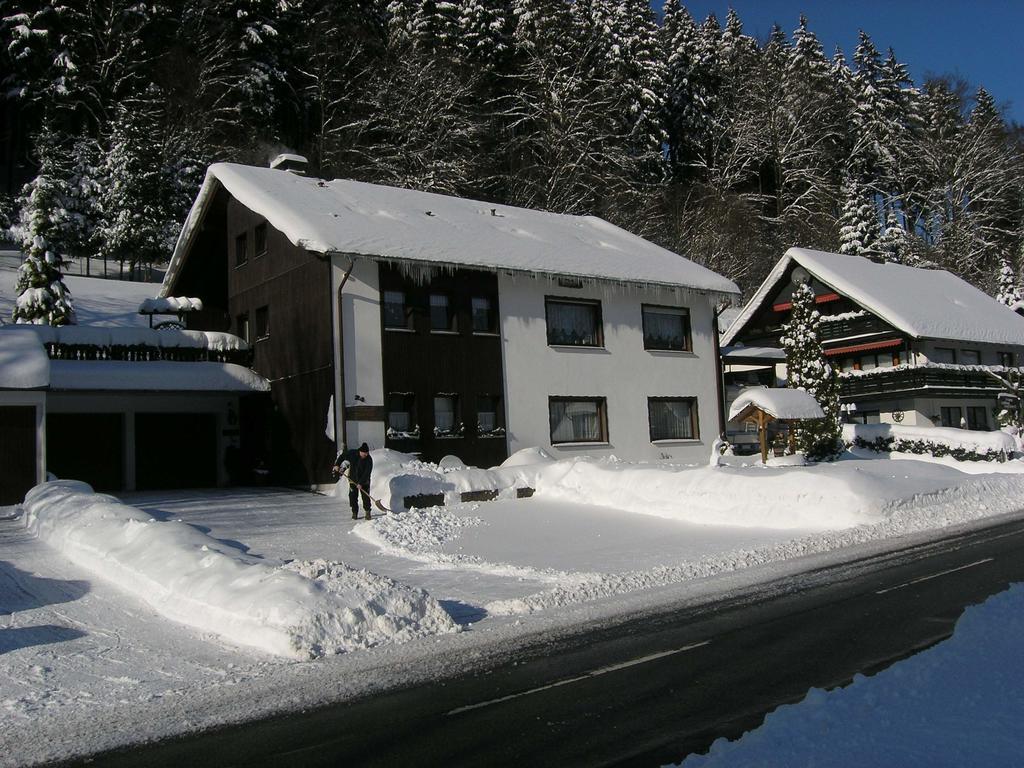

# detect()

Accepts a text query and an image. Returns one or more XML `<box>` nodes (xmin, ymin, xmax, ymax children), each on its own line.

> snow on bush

<box><xmin>843</xmin><ymin>423</ymin><xmax>1014</xmax><ymax>462</ymax></box>
<box><xmin>23</xmin><ymin>481</ymin><xmax>458</xmax><ymax>658</ymax></box>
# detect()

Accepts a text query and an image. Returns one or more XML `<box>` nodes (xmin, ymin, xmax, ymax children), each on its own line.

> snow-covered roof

<box><xmin>722</xmin><ymin>345</ymin><xmax>787</xmax><ymax>360</ymax></box>
<box><xmin>48</xmin><ymin>360</ymin><xmax>269</xmax><ymax>392</ymax></box>
<box><xmin>723</xmin><ymin>248</ymin><xmax>1024</xmax><ymax>347</ymax></box>
<box><xmin>138</xmin><ymin>296</ymin><xmax>203</xmax><ymax>315</ymax></box>
<box><xmin>5</xmin><ymin>324</ymin><xmax>248</xmax><ymax>352</ymax></box>
<box><xmin>728</xmin><ymin>386</ymin><xmax>825</xmax><ymax>421</ymax></box>
<box><xmin>0</xmin><ymin>264</ymin><xmax>158</xmax><ymax>327</ymax></box>
<box><xmin>163</xmin><ymin>163</ymin><xmax>740</xmax><ymax>297</ymax></box>
<box><xmin>0</xmin><ymin>327</ymin><xmax>49</xmax><ymax>388</ymax></box>
<box><xmin>0</xmin><ymin>326</ymin><xmax>266</xmax><ymax>392</ymax></box>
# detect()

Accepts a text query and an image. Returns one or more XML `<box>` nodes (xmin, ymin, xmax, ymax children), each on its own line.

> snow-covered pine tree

<box><xmin>456</xmin><ymin>0</ymin><xmax>510</xmax><ymax>70</ymax></box>
<box><xmin>837</xmin><ymin>174</ymin><xmax>880</xmax><ymax>259</ymax></box>
<box><xmin>780</xmin><ymin>281</ymin><xmax>841</xmax><ymax>461</ymax></box>
<box><xmin>878</xmin><ymin>205</ymin><xmax>909</xmax><ymax>264</ymax></box>
<box><xmin>996</xmin><ymin>256</ymin><xmax>1020</xmax><ymax>306</ymax></box>
<box><xmin>11</xmin><ymin>129</ymin><xmax>75</xmax><ymax>325</ymax></box>
<box><xmin>96</xmin><ymin>96</ymin><xmax>174</xmax><ymax>279</ymax></box>
<box><xmin>64</xmin><ymin>137</ymin><xmax>103</xmax><ymax>275</ymax></box>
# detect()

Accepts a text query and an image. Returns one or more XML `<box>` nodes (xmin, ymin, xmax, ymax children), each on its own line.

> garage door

<box><xmin>135</xmin><ymin>413</ymin><xmax>217</xmax><ymax>490</ymax></box>
<box><xmin>0</xmin><ymin>406</ymin><xmax>37</xmax><ymax>505</ymax></box>
<box><xmin>47</xmin><ymin>413</ymin><xmax>124</xmax><ymax>492</ymax></box>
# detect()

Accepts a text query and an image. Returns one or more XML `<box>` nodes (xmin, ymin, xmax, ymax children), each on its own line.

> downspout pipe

<box><xmin>334</xmin><ymin>257</ymin><xmax>356</xmax><ymax>455</ymax></box>
<box><xmin>713</xmin><ymin>303</ymin><xmax>728</xmax><ymax>441</ymax></box>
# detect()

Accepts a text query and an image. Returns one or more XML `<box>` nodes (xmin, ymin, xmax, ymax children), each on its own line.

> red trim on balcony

<box><xmin>772</xmin><ymin>292</ymin><xmax>841</xmax><ymax>312</ymax></box>
<box><xmin>825</xmin><ymin>338</ymin><xmax>902</xmax><ymax>357</ymax></box>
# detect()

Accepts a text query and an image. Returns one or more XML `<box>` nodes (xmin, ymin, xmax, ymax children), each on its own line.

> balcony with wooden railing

<box><xmin>839</xmin><ymin>365</ymin><xmax>1002</xmax><ymax>400</ymax></box>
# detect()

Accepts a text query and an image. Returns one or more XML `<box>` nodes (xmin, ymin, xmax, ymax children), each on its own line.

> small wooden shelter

<box><xmin>728</xmin><ymin>387</ymin><xmax>825</xmax><ymax>462</ymax></box>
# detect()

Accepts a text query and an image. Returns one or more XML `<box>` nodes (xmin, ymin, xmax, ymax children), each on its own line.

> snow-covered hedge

<box><xmin>843</xmin><ymin>423</ymin><xmax>1014</xmax><ymax>462</ymax></box>
<box><xmin>23</xmin><ymin>481</ymin><xmax>458</xmax><ymax>658</ymax></box>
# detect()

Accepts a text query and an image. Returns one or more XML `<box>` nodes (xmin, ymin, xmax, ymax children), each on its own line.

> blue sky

<box><xmin>675</xmin><ymin>1</ymin><xmax>1023</xmax><ymax>123</ymax></box>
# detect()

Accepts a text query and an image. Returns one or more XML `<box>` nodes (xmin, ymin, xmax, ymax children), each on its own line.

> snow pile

<box><xmin>533</xmin><ymin>458</ymin><xmax>939</xmax><ymax>530</ymax></box>
<box><xmin>844</xmin><ymin>423</ymin><xmax>1014</xmax><ymax>457</ymax></box>
<box><xmin>728</xmin><ymin>386</ymin><xmax>825</xmax><ymax>421</ymax></box>
<box><xmin>348</xmin><ymin>448</ymin><xmax>554</xmax><ymax>511</ymax></box>
<box><xmin>22</xmin><ymin>481</ymin><xmax>458</xmax><ymax>658</ymax></box>
<box><xmin>682</xmin><ymin>584</ymin><xmax>1024</xmax><ymax>767</ymax></box>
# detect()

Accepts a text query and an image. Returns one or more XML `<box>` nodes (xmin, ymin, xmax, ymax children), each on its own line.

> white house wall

<box><xmin>498</xmin><ymin>274</ymin><xmax>721</xmax><ymax>462</ymax></box>
<box><xmin>333</xmin><ymin>256</ymin><xmax>386</xmax><ymax>452</ymax></box>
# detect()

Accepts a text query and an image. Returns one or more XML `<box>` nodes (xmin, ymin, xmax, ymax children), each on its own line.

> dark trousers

<box><xmin>349</xmin><ymin>485</ymin><xmax>370</xmax><ymax>515</ymax></box>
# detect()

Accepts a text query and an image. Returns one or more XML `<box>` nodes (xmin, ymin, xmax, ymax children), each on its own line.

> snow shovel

<box><xmin>340</xmin><ymin>471</ymin><xmax>390</xmax><ymax>513</ymax></box>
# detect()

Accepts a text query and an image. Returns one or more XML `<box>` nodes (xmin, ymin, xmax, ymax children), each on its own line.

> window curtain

<box><xmin>434</xmin><ymin>396</ymin><xmax>456</xmax><ymax>431</ymax></box>
<box><xmin>430</xmin><ymin>295</ymin><xmax>450</xmax><ymax>329</ymax></box>
<box><xmin>548</xmin><ymin>303</ymin><xmax>597</xmax><ymax>345</ymax></box>
<box><xmin>384</xmin><ymin>291</ymin><xmax>406</xmax><ymax>327</ymax></box>
<box><xmin>550</xmin><ymin>400</ymin><xmax>601</xmax><ymax>441</ymax></box>
<box><xmin>650</xmin><ymin>400</ymin><xmax>693</xmax><ymax>440</ymax></box>
<box><xmin>644</xmin><ymin>310</ymin><xmax>685</xmax><ymax>348</ymax></box>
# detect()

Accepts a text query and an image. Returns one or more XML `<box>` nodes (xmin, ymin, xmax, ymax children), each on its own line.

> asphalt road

<box><xmin>83</xmin><ymin>517</ymin><xmax>1024</xmax><ymax>768</ymax></box>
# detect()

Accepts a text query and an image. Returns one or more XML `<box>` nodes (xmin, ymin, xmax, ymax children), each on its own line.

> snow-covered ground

<box><xmin>680</xmin><ymin>582</ymin><xmax>1024</xmax><ymax>767</ymax></box>
<box><xmin>3</xmin><ymin>449</ymin><xmax>1024</xmax><ymax>765</ymax></box>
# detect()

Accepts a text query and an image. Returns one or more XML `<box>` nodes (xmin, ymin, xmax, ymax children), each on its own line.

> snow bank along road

<box><xmin>6</xmin><ymin>449</ymin><xmax>1024</xmax><ymax>765</ymax></box>
<box><xmin>84</xmin><ymin>516</ymin><xmax>1024</xmax><ymax>767</ymax></box>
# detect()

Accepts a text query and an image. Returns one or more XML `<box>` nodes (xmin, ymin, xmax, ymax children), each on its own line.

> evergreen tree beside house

<box><xmin>10</xmin><ymin>129</ymin><xmax>75</xmax><ymax>325</ymax></box>
<box><xmin>779</xmin><ymin>281</ymin><xmax>841</xmax><ymax>460</ymax></box>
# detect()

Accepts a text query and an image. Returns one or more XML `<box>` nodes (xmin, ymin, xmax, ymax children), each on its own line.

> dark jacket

<box><xmin>336</xmin><ymin>449</ymin><xmax>372</xmax><ymax>488</ymax></box>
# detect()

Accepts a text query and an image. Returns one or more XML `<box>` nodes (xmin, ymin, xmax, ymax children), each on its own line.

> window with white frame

<box><xmin>548</xmin><ymin>397</ymin><xmax>607</xmax><ymax>443</ymax></box>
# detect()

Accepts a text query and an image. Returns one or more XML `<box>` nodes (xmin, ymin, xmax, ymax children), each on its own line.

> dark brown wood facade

<box><xmin>379</xmin><ymin>264</ymin><xmax>509</xmax><ymax>468</ymax></box>
<box><xmin>225</xmin><ymin>198</ymin><xmax>336</xmax><ymax>486</ymax></box>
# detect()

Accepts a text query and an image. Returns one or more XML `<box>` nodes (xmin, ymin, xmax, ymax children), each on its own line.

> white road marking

<box><xmin>446</xmin><ymin>641</ymin><xmax>710</xmax><ymax>717</ymax></box>
<box><xmin>875</xmin><ymin>558</ymin><xmax>994</xmax><ymax>595</ymax></box>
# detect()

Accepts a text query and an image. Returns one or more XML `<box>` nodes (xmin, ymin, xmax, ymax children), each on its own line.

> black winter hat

<box><xmin>359</xmin><ymin>443</ymin><xmax>370</xmax><ymax>453</ymax></box>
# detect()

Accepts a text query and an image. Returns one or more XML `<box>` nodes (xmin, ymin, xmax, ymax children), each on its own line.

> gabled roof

<box><xmin>723</xmin><ymin>248</ymin><xmax>1024</xmax><ymax>347</ymax></box>
<box><xmin>728</xmin><ymin>386</ymin><xmax>824</xmax><ymax>421</ymax></box>
<box><xmin>162</xmin><ymin>163</ymin><xmax>740</xmax><ymax>297</ymax></box>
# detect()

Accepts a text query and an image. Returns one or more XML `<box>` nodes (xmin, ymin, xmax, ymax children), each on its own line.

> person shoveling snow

<box><xmin>333</xmin><ymin>442</ymin><xmax>388</xmax><ymax>518</ymax></box>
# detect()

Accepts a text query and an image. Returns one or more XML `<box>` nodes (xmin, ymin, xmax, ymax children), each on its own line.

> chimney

<box><xmin>269</xmin><ymin>153</ymin><xmax>309</xmax><ymax>176</ymax></box>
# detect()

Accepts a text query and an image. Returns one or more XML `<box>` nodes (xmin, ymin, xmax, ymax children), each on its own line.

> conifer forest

<box><xmin>3</xmin><ymin>0</ymin><xmax>1023</xmax><ymax>300</ymax></box>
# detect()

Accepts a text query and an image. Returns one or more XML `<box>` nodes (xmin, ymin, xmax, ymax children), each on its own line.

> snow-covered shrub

<box><xmin>844</xmin><ymin>424</ymin><xmax>1013</xmax><ymax>462</ymax></box>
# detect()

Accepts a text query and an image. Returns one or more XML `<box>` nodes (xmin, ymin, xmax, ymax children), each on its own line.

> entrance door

<box><xmin>134</xmin><ymin>413</ymin><xmax>217</xmax><ymax>490</ymax></box>
<box><xmin>0</xmin><ymin>406</ymin><xmax>37</xmax><ymax>504</ymax></box>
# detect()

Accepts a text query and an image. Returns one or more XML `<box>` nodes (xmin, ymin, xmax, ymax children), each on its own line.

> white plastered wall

<box><xmin>332</xmin><ymin>256</ymin><xmax>386</xmax><ymax>453</ymax></box>
<box><xmin>499</xmin><ymin>274</ymin><xmax>722</xmax><ymax>462</ymax></box>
